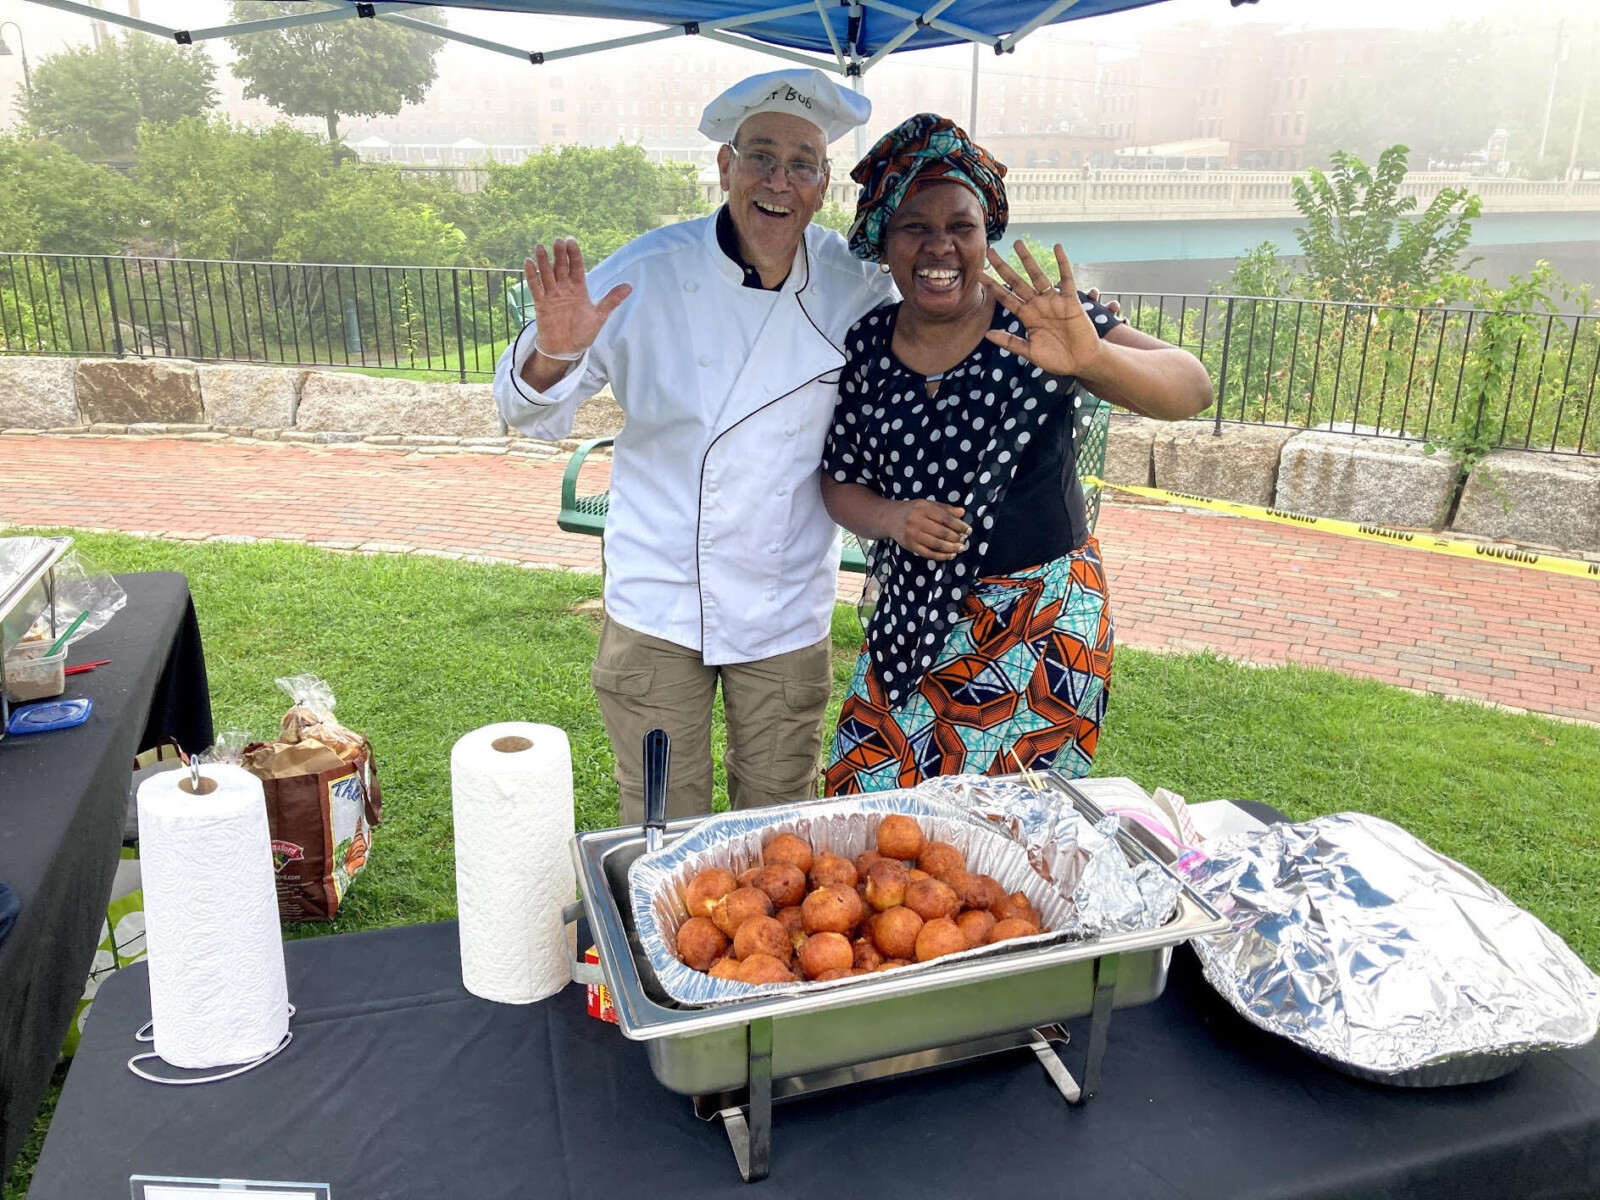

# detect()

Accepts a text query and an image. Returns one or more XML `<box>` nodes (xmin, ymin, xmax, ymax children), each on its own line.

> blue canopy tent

<box><xmin>20</xmin><ymin>0</ymin><xmax>1216</xmax><ymax>80</ymax></box>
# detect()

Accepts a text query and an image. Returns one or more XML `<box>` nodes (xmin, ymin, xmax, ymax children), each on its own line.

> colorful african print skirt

<box><xmin>824</xmin><ymin>538</ymin><xmax>1114</xmax><ymax>795</ymax></box>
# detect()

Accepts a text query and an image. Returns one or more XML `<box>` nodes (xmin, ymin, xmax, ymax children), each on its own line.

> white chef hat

<box><xmin>698</xmin><ymin>68</ymin><xmax>872</xmax><ymax>147</ymax></box>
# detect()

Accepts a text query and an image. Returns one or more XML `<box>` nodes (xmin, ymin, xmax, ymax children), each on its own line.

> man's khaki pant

<box><xmin>591</xmin><ymin>617</ymin><xmax>833</xmax><ymax>827</ymax></box>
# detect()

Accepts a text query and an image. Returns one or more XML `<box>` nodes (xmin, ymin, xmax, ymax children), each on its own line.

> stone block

<box><xmin>569</xmin><ymin>387</ymin><xmax>625</xmax><ymax>441</ymax></box>
<box><xmin>198</xmin><ymin>364</ymin><xmax>305</xmax><ymax>429</ymax></box>
<box><xmin>1103</xmin><ymin>413</ymin><xmax>1163</xmax><ymax>487</ymax></box>
<box><xmin>76</xmin><ymin>359</ymin><xmax>203</xmax><ymax>425</ymax></box>
<box><xmin>294</xmin><ymin>374</ymin><xmax>500</xmax><ymax>438</ymax></box>
<box><xmin>1453</xmin><ymin>451</ymin><xmax>1600</xmax><ymax>553</ymax></box>
<box><xmin>0</xmin><ymin>357</ymin><xmax>80</xmax><ymax>429</ymax></box>
<box><xmin>1276</xmin><ymin>432</ymin><xmax>1457</xmax><ymax>528</ymax></box>
<box><xmin>1151</xmin><ymin>423</ymin><xmax>1298</xmax><ymax>506</ymax></box>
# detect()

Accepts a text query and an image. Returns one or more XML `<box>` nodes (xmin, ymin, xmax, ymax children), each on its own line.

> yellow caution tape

<box><xmin>1082</xmin><ymin>476</ymin><xmax>1600</xmax><ymax>582</ymax></box>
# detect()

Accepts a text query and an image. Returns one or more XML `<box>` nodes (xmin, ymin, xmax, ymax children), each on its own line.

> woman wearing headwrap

<box><xmin>822</xmin><ymin>114</ymin><xmax>1211</xmax><ymax>794</ymax></box>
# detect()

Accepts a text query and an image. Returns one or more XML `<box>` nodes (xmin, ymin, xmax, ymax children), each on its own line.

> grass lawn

<box><xmin>342</xmin><ymin>337</ymin><xmax>505</xmax><ymax>383</ymax></box>
<box><xmin>5</xmin><ymin>530</ymin><xmax>1598</xmax><ymax>1196</ymax></box>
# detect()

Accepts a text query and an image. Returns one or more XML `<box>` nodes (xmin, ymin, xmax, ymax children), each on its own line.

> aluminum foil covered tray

<box><xmin>630</xmin><ymin>790</ymin><xmax>1159</xmax><ymax>1008</ymax></box>
<box><xmin>1188</xmin><ymin>812</ymin><xmax>1600</xmax><ymax>1085</ymax></box>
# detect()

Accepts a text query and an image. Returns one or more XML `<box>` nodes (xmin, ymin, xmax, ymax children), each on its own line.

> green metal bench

<box><xmin>557</xmin><ymin>398</ymin><xmax>1111</xmax><ymax>573</ymax></box>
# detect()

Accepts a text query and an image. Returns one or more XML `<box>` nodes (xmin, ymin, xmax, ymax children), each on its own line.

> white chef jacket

<box><xmin>494</xmin><ymin>212</ymin><xmax>896</xmax><ymax>664</ymax></box>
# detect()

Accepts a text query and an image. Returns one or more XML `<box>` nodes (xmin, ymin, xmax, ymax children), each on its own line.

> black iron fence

<box><xmin>3</xmin><ymin>252</ymin><xmax>1597</xmax><ymax>455</ymax></box>
<box><xmin>1092</xmin><ymin>289</ymin><xmax>1598</xmax><ymax>456</ymax></box>
<box><xmin>0</xmin><ymin>251</ymin><xmax>525</xmax><ymax>383</ymax></box>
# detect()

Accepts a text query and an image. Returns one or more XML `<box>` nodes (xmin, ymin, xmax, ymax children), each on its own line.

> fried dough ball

<box><xmin>917</xmin><ymin>841</ymin><xmax>966</xmax><ymax>881</ymax></box>
<box><xmin>683</xmin><ymin>868</ymin><xmax>739</xmax><ymax>919</ymax></box>
<box><xmin>735</xmin><ymin>953</ymin><xmax>794</xmax><ymax>985</ymax></box>
<box><xmin>802</xmin><ymin>885</ymin><xmax>864</xmax><ymax>935</ymax></box>
<box><xmin>855</xmin><ymin>849</ymin><xmax>887</xmax><ymax>877</ymax></box>
<box><xmin>873</xmin><ymin>958</ymin><xmax>912</xmax><ymax>972</ymax></box>
<box><xmin>737</xmin><ymin>867</ymin><xmax>761</xmax><ymax>889</ymax></box>
<box><xmin>763</xmin><ymin>832</ymin><xmax>814</xmax><ymax>876</ymax></box>
<box><xmin>799</xmin><ymin>931</ymin><xmax>854</xmax><ymax>979</ymax></box>
<box><xmin>990</xmin><ymin>891</ymin><xmax>1042</xmax><ymax>927</ymax></box>
<box><xmin>712</xmin><ymin>886</ymin><xmax>774</xmax><ymax>939</ymax></box>
<box><xmin>989</xmin><ymin>917</ymin><xmax>1041</xmax><ymax>944</ymax></box>
<box><xmin>809</xmin><ymin>852</ymin><xmax>858</xmax><ymax>892</ymax></box>
<box><xmin>734</xmin><ymin>915</ymin><xmax>793</xmax><ymax>964</ymax></box>
<box><xmin>876</xmin><ymin>814</ymin><xmax>925</xmax><ymax>861</ymax></box>
<box><xmin>957</xmin><ymin>909</ymin><xmax>997</xmax><ymax>949</ymax></box>
<box><xmin>676</xmin><ymin>916</ymin><xmax>731</xmax><ymax>970</ymax></box>
<box><xmin>915</xmin><ymin>917</ymin><xmax>967</xmax><ymax>962</ymax></box>
<box><xmin>852</xmin><ymin>936</ymin><xmax>885</xmax><ymax>973</ymax></box>
<box><xmin>904</xmin><ymin>877</ymin><xmax>961</xmax><ymax>923</ymax></box>
<box><xmin>907</xmin><ymin>869</ymin><xmax>931</xmax><ymax>883</ymax></box>
<box><xmin>708</xmin><ymin>956</ymin><xmax>742</xmax><ymax>981</ymax></box>
<box><xmin>872</xmin><ymin>905</ymin><xmax>924</xmax><ymax>959</ymax></box>
<box><xmin>944</xmin><ymin>870</ymin><xmax>1001</xmax><ymax>913</ymax></box>
<box><xmin>813</xmin><ymin>967</ymin><xmax>852</xmax><ymax>982</ymax></box>
<box><xmin>752</xmin><ymin>863</ymin><xmax>807</xmax><ymax>909</ymax></box>
<box><xmin>775</xmin><ymin>905</ymin><xmax>807</xmax><ymax>951</ymax></box>
<box><xmin>864</xmin><ymin>859</ymin><xmax>910</xmax><ymax>911</ymax></box>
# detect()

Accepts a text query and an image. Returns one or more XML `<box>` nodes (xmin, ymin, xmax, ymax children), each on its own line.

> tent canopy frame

<box><xmin>20</xmin><ymin>0</ymin><xmax>1090</xmax><ymax>76</ymax></box>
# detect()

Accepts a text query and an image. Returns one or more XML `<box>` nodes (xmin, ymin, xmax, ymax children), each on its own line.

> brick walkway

<box><xmin>3</xmin><ymin>434</ymin><xmax>1596</xmax><ymax>724</ymax></box>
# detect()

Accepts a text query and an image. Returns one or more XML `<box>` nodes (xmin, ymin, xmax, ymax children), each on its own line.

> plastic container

<box><xmin>2</xmin><ymin>640</ymin><xmax>68</xmax><ymax>704</ymax></box>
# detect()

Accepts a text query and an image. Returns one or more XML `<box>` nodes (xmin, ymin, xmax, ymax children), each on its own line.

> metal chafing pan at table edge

<box><xmin>563</xmin><ymin>773</ymin><xmax>1229</xmax><ymax>1183</ymax></box>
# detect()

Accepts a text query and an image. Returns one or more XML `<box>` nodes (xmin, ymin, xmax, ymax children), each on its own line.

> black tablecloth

<box><xmin>30</xmin><ymin>918</ymin><xmax>1600</xmax><ymax>1199</ymax></box>
<box><xmin>0</xmin><ymin>572</ymin><xmax>211</xmax><ymax>1176</ymax></box>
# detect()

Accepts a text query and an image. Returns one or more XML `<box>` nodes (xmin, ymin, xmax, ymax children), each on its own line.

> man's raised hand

<box><xmin>523</xmin><ymin>238</ymin><xmax>632</xmax><ymax>362</ymax></box>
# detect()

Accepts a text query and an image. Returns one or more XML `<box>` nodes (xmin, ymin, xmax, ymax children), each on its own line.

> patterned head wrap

<box><xmin>847</xmin><ymin>113</ymin><xmax>1008</xmax><ymax>262</ymax></box>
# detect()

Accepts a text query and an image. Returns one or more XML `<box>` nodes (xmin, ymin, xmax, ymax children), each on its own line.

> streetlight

<box><xmin>0</xmin><ymin>21</ymin><xmax>31</xmax><ymax>99</ymax></box>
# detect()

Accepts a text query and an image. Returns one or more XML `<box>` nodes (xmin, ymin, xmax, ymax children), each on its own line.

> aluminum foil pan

<box><xmin>629</xmin><ymin>792</ymin><xmax>1077</xmax><ymax>1007</ymax></box>
<box><xmin>1187</xmin><ymin>811</ymin><xmax>1600</xmax><ymax>1085</ymax></box>
<box><xmin>914</xmin><ymin>775</ymin><xmax>1182</xmax><ymax>937</ymax></box>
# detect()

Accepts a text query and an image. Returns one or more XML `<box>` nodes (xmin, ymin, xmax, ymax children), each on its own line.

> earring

<box><xmin>879</xmin><ymin>263</ymin><xmax>892</xmax><ymax>274</ymax></box>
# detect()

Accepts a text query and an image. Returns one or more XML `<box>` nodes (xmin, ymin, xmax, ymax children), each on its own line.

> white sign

<box><xmin>130</xmin><ymin>1178</ymin><xmax>330</xmax><ymax>1200</ymax></box>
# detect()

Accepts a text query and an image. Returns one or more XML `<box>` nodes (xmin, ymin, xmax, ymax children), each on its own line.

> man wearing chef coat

<box><xmin>493</xmin><ymin>69</ymin><xmax>896</xmax><ymax>824</ymax></box>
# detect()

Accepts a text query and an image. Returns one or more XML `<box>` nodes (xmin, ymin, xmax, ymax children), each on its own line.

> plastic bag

<box><xmin>275</xmin><ymin>673</ymin><xmax>365</xmax><ymax>764</ymax></box>
<box><xmin>19</xmin><ymin>549</ymin><xmax>127</xmax><ymax>650</ymax></box>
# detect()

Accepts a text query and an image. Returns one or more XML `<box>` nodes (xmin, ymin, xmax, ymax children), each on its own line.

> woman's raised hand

<box><xmin>523</xmin><ymin>238</ymin><xmax>632</xmax><ymax>361</ymax></box>
<box><xmin>891</xmin><ymin>500</ymin><xmax>970</xmax><ymax>561</ymax></box>
<box><xmin>983</xmin><ymin>242</ymin><xmax>1103</xmax><ymax>379</ymax></box>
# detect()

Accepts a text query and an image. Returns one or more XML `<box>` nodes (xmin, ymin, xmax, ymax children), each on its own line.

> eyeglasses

<box><xmin>727</xmin><ymin>144</ymin><xmax>826</xmax><ymax>189</ymax></box>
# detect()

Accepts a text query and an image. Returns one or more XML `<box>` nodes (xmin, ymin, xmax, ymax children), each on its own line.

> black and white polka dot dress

<box><xmin>823</xmin><ymin>294</ymin><xmax>1122</xmax><ymax>710</ymax></box>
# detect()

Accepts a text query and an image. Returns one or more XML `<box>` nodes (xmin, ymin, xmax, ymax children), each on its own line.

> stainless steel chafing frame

<box><xmin>566</xmin><ymin>772</ymin><xmax>1228</xmax><ymax>1183</ymax></box>
<box><xmin>0</xmin><ymin>535</ymin><xmax>73</xmax><ymax>737</ymax></box>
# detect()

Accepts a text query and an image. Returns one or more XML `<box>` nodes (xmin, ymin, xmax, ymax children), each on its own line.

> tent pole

<box><xmin>969</xmin><ymin>40</ymin><xmax>979</xmax><ymax>134</ymax></box>
<box><xmin>998</xmin><ymin>0</ymin><xmax>1087</xmax><ymax>54</ymax></box>
<box><xmin>22</xmin><ymin>0</ymin><xmax>175</xmax><ymax>41</ymax></box>
<box><xmin>851</xmin><ymin>73</ymin><xmax>867</xmax><ymax>160</ymax></box>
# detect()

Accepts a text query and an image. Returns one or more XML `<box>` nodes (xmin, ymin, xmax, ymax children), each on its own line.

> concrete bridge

<box><xmin>744</xmin><ymin>169</ymin><xmax>1600</xmax><ymax>224</ymax></box>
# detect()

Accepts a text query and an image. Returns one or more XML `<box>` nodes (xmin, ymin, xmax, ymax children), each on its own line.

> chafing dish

<box><xmin>565</xmin><ymin>772</ymin><xmax>1227</xmax><ymax>1182</ymax></box>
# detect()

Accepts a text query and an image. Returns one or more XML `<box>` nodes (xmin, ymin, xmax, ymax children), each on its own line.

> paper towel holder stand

<box><xmin>126</xmin><ymin>1004</ymin><xmax>296</xmax><ymax>1086</ymax></box>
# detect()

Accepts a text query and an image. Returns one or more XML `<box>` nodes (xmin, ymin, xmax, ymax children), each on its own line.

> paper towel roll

<box><xmin>137</xmin><ymin>763</ymin><xmax>289</xmax><ymax>1069</ymax></box>
<box><xmin>452</xmin><ymin>722</ymin><xmax>576</xmax><ymax>1003</ymax></box>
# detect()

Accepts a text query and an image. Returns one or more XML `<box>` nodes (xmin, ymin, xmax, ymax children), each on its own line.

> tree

<box><xmin>135</xmin><ymin>116</ymin><xmax>333</xmax><ymax>260</ymax></box>
<box><xmin>227</xmin><ymin>2</ymin><xmax>446</xmax><ymax>152</ymax></box>
<box><xmin>0</xmin><ymin>136</ymin><xmax>137</xmax><ymax>253</ymax></box>
<box><xmin>275</xmin><ymin>166</ymin><xmax>467</xmax><ymax>266</ymax></box>
<box><xmin>1291</xmin><ymin>145</ymin><xmax>1481</xmax><ymax>300</ymax></box>
<box><xmin>17</xmin><ymin>34</ymin><xmax>217</xmax><ymax>159</ymax></box>
<box><xmin>470</xmin><ymin>143</ymin><xmax>705</xmax><ymax>266</ymax></box>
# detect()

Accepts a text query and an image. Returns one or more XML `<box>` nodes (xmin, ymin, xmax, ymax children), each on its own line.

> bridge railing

<box><xmin>2</xmin><ymin>251</ymin><xmax>1595</xmax><ymax>455</ymax></box>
